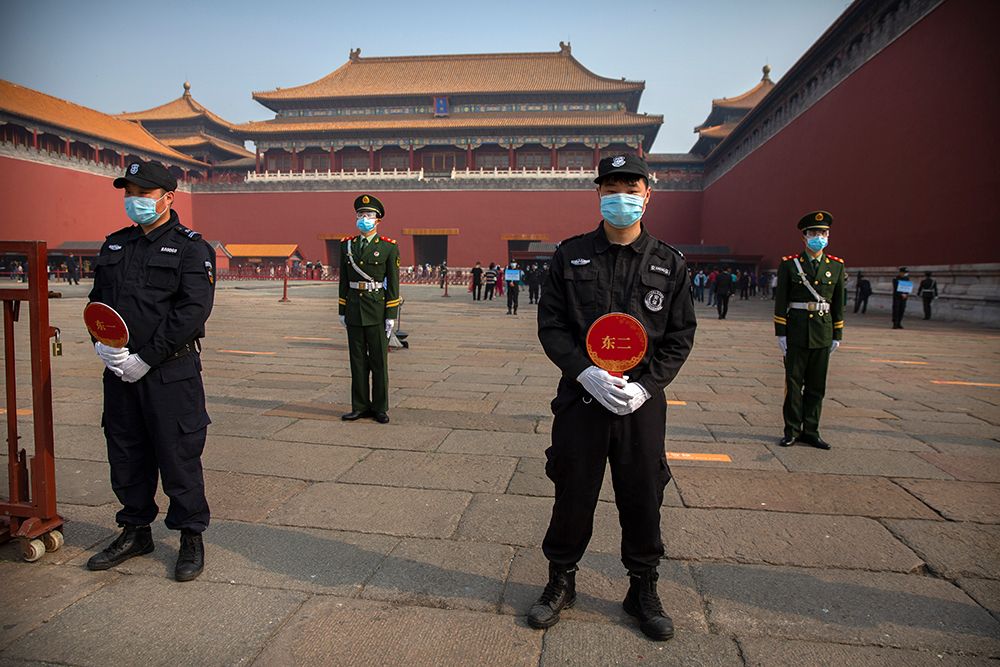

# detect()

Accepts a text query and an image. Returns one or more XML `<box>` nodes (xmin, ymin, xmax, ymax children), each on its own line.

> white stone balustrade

<box><xmin>246</xmin><ymin>168</ymin><xmax>425</xmax><ymax>182</ymax></box>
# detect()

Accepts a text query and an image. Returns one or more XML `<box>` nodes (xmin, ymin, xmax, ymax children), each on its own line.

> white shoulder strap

<box><xmin>346</xmin><ymin>239</ymin><xmax>376</xmax><ymax>283</ymax></box>
<box><xmin>792</xmin><ymin>257</ymin><xmax>827</xmax><ymax>303</ymax></box>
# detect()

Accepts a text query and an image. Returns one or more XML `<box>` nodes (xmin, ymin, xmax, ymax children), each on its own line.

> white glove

<box><xmin>339</xmin><ymin>315</ymin><xmax>346</xmax><ymax>327</ymax></box>
<box><xmin>118</xmin><ymin>354</ymin><xmax>150</xmax><ymax>383</ymax></box>
<box><xmin>385</xmin><ymin>319</ymin><xmax>395</xmax><ymax>340</ymax></box>
<box><xmin>830</xmin><ymin>340</ymin><xmax>840</xmax><ymax>354</ymax></box>
<box><xmin>619</xmin><ymin>382</ymin><xmax>651</xmax><ymax>415</ymax></box>
<box><xmin>94</xmin><ymin>342</ymin><xmax>126</xmax><ymax>376</ymax></box>
<box><xmin>777</xmin><ymin>336</ymin><xmax>787</xmax><ymax>355</ymax></box>
<box><xmin>576</xmin><ymin>366</ymin><xmax>629</xmax><ymax>414</ymax></box>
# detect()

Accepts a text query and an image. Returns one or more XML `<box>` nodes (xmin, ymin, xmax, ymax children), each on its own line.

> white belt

<box><xmin>789</xmin><ymin>301</ymin><xmax>830</xmax><ymax>314</ymax></box>
<box><xmin>349</xmin><ymin>281</ymin><xmax>381</xmax><ymax>291</ymax></box>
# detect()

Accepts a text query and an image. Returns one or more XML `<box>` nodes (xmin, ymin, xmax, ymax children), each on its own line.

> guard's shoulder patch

<box><xmin>559</xmin><ymin>231</ymin><xmax>590</xmax><ymax>246</ymax></box>
<box><xmin>379</xmin><ymin>235</ymin><xmax>397</xmax><ymax>245</ymax></box>
<box><xmin>341</xmin><ymin>235</ymin><xmax>353</xmax><ymax>243</ymax></box>
<box><xmin>782</xmin><ymin>254</ymin><xmax>798</xmax><ymax>261</ymax></box>
<box><xmin>827</xmin><ymin>254</ymin><xmax>844</xmax><ymax>263</ymax></box>
<box><xmin>176</xmin><ymin>226</ymin><xmax>201</xmax><ymax>240</ymax></box>
<box><xmin>659</xmin><ymin>241</ymin><xmax>685</xmax><ymax>259</ymax></box>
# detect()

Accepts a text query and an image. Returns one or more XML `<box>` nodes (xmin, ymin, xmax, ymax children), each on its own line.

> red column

<box><xmin>508</xmin><ymin>146</ymin><xmax>515</xmax><ymax>170</ymax></box>
<box><xmin>368</xmin><ymin>146</ymin><xmax>375</xmax><ymax>171</ymax></box>
<box><xmin>255</xmin><ymin>147</ymin><xmax>261</xmax><ymax>173</ymax></box>
<box><xmin>466</xmin><ymin>145</ymin><xmax>473</xmax><ymax>170</ymax></box>
<box><xmin>593</xmin><ymin>145</ymin><xmax>601</xmax><ymax>168</ymax></box>
<box><xmin>638</xmin><ymin>143</ymin><xmax>644</xmax><ymax>158</ymax></box>
<box><xmin>291</xmin><ymin>148</ymin><xmax>298</xmax><ymax>172</ymax></box>
<box><xmin>119</xmin><ymin>153</ymin><xmax>125</xmax><ymax>169</ymax></box>
<box><xmin>550</xmin><ymin>145</ymin><xmax>557</xmax><ymax>169</ymax></box>
<box><xmin>64</xmin><ymin>138</ymin><xmax>71</xmax><ymax>158</ymax></box>
<box><xmin>329</xmin><ymin>146</ymin><xmax>335</xmax><ymax>171</ymax></box>
<box><xmin>32</xmin><ymin>129</ymin><xmax>38</xmax><ymax>150</ymax></box>
<box><xmin>409</xmin><ymin>145</ymin><xmax>415</xmax><ymax>171</ymax></box>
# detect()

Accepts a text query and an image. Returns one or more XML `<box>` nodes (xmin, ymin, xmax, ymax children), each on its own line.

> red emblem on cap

<box><xmin>84</xmin><ymin>302</ymin><xmax>129</xmax><ymax>347</ymax></box>
<box><xmin>585</xmin><ymin>312</ymin><xmax>648</xmax><ymax>377</ymax></box>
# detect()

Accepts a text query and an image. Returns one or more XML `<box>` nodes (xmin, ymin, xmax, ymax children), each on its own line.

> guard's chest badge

<box><xmin>644</xmin><ymin>289</ymin><xmax>665</xmax><ymax>312</ymax></box>
<box><xmin>374</xmin><ymin>251</ymin><xmax>380</xmax><ymax>257</ymax></box>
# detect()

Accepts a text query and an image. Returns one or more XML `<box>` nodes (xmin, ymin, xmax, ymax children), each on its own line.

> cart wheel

<box><xmin>22</xmin><ymin>539</ymin><xmax>46</xmax><ymax>562</ymax></box>
<box><xmin>42</xmin><ymin>530</ymin><xmax>64</xmax><ymax>552</ymax></box>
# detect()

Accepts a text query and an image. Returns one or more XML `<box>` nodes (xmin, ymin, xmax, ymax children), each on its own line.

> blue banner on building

<box><xmin>434</xmin><ymin>96</ymin><xmax>449</xmax><ymax>116</ymax></box>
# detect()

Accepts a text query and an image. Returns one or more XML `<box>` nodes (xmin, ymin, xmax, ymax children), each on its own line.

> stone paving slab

<box><xmin>254</xmin><ymin>596</ymin><xmax>542</xmax><ymax>666</ymax></box>
<box><xmin>360</xmin><ymin>537</ymin><xmax>514</xmax><ymax>611</ymax></box>
<box><xmin>2</xmin><ymin>576</ymin><xmax>308</xmax><ymax>667</ymax></box>
<box><xmin>0</xmin><ymin>562</ymin><xmax>118</xmax><ymax>650</ymax></box>
<box><xmin>739</xmin><ymin>637</ymin><xmax>995</xmax><ymax>666</ymax></box>
<box><xmin>916</xmin><ymin>453</ymin><xmax>1000</xmax><ymax>482</ymax></box>
<box><xmin>694</xmin><ymin>562</ymin><xmax>1000</xmax><ymax>656</ymax></box>
<box><xmin>339</xmin><ymin>450</ymin><xmax>518</xmax><ymax>493</ymax></box>
<box><xmin>883</xmin><ymin>520</ymin><xmax>1000</xmax><ymax>580</ymax></box>
<box><xmin>501</xmin><ymin>549</ymin><xmax>708</xmax><ymax>632</ymax></box>
<box><xmin>541</xmin><ymin>624</ymin><xmax>742</xmax><ymax>667</ymax></box>
<box><xmin>267</xmin><ymin>482</ymin><xmax>471</xmax><ymax>538</ymax></box>
<box><xmin>270</xmin><ymin>417</ymin><xmax>450</xmax><ymax>451</ymax></box>
<box><xmin>770</xmin><ymin>446</ymin><xmax>955</xmax><ymax>479</ymax></box>
<box><xmin>202</xmin><ymin>435</ymin><xmax>369</xmax><ymax>482</ymax></box>
<box><xmin>438</xmin><ymin>429</ymin><xmax>551</xmax><ymax>458</ymax></box>
<box><xmin>203</xmin><ymin>470</ymin><xmax>310</xmax><ymax>523</ymax></box>
<box><xmin>663</xmin><ymin>508</ymin><xmax>924</xmax><ymax>572</ymax></box>
<box><xmin>894</xmin><ymin>480</ymin><xmax>1000</xmax><ymax>523</ymax></box>
<box><xmin>673</xmin><ymin>468</ymin><xmax>941</xmax><ymax>519</ymax></box>
<box><xmin>957</xmin><ymin>578</ymin><xmax>1000</xmax><ymax>623</ymax></box>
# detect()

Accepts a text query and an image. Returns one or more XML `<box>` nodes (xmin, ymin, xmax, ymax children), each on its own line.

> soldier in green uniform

<box><xmin>339</xmin><ymin>194</ymin><xmax>401</xmax><ymax>424</ymax></box>
<box><xmin>773</xmin><ymin>211</ymin><xmax>845</xmax><ymax>450</ymax></box>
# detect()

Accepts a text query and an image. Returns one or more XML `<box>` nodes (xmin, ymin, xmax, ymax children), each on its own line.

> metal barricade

<box><xmin>1</xmin><ymin>240</ymin><xmax>64</xmax><ymax>561</ymax></box>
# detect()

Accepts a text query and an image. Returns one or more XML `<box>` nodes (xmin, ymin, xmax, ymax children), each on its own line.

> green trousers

<box><xmin>346</xmin><ymin>324</ymin><xmax>389</xmax><ymax>413</ymax></box>
<box><xmin>782</xmin><ymin>344</ymin><xmax>830</xmax><ymax>439</ymax></box>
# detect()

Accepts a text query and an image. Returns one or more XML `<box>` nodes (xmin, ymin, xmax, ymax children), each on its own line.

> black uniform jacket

<box><xmin>88</xmin><ymin>211</ymin><xmax>216</xmax><ymax>367</ymax></box>
<box><xmin>538</xmin><ymin>223</ymin><xmax>697</xmax><ymax>398</ymax></box>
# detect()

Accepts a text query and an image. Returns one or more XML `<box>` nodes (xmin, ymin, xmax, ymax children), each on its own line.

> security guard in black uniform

<box><xmin>339</xmin><ymin>194</ymin><xmax>400</xmax><ymax>424</ymax></box>
<box><xmin>774</xmin><ymin>211</ymin><xmax>845</xmax><ymax>450</ymax></box>
<box><xmin>530</xmin><ymin>154</ymin><xmax>697</xmax><ymax>641</ymax></box>
<box><xmin>87</xmin><ymin>160</ymin><xmax>215</xmax><ymax>582</ymax></box>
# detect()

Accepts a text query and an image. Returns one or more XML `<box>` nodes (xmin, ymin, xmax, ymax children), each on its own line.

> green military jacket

<box><xmin>773</xmin><ymin>251</ymin><xmax>846</xmax><ymax>348</ymax></box>
<box><xmin>338</xmin><ymin>233</ymin><xmax>401</xmax><ymax>326</ymax></box>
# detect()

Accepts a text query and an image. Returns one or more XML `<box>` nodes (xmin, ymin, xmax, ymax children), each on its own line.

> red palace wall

<box><xmin>700</xmin><ymin>0</ymin><xmax>1000</xmax><ymax>269</ymax></box>
<box><xmin>191</xmin><ymin>189</ymin><xmax>702</xmax><ymax>266</ymax></box>
<box><xmin>0</xmin><ymin>156</ymin><xmax>194</xmax><ymax>243</ymax></box>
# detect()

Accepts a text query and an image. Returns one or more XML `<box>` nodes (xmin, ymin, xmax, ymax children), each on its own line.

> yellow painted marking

<box><xmin>931</xmin><ymin>380</ymin><xmax>1000</xmax><ymax>388</ymax></box>
<box><xmin>666</xmin><ymin>400</ymin><xmax>687</xmax><ymax>406</ymax></box>
<box><xmin>283</xmin><ymin>336</ymin><xmax>333</xmax><ymax>342</ymax></box>
<box><xmin>217</xmin><ymin>349</ymin><xmax>277</xmax><ymax>356</ymax></box>
<box><xmin>870</xmin><ymin>359</ymin><xmax>929</xmax><ymax>365</ymax></box>
<box><xmin>666</xmin><ymin>452</ymin><xmax>732</xmax><ymax>462</ymax></box>
<box><xmin>0</xmin><ymin>408</ymin><xmax>33</xmax><ymax>416</ymax></box>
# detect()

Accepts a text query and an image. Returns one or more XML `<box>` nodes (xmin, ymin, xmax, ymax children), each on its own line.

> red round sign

<box><xmin>585</xmin><ymin>312</ymin><xmax>648</xmax><ymax>375</ymax></box>
<box><xmin>84</xmin><ymin>302</ymin><xmax>129</xmax><ymax>347</ymax></box>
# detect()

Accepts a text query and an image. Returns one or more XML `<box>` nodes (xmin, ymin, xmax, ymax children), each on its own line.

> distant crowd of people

<box><xmin>689</xmin><ymin>267</ymin><xmax>775</xmax><ymax>319</ymax></box>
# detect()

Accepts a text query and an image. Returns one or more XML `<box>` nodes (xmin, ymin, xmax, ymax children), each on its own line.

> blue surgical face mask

<box><xmin>124</xmin><ymin>193</ymin><xmax>167</xmax><ymax>225</ymax></box>
<box><xmin>806</xmin><ymin>235</ymin><xmax>828</xmax><ymax>252</ymax></box>
<box><xmin>356</xmin><ymin>216</ymin><xmax>377</xmax><ymax>233</ymax></box>
<box><xmin>600</xmin><ymin>193</ymin><xmax>645</xmax><ymax>228</ymax></box>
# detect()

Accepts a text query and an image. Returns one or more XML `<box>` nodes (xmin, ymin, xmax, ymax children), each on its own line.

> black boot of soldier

<box><xmin>175</xmin><ymin>530</ymin><xmax>205</xmax><ymax>582</ymax></box>
<box><xmin>527</xmin><ymin>563</ymin><xmax>577</xmax><ymax>629</ymax></box>
<box><xmin>87</xmin><ymin>525</ymin><xmax>154</xmax><ymax>571</ymax></box>
<box><xmin>623</xmin><ymin>568</ymin><xmax>675</xmax><ymax>641</ymax></box>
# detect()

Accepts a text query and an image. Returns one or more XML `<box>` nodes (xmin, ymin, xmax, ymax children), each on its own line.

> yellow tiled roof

<box><xmin>712</xmin><ymin>66</ymin><xmax>776</xmax><ymax>109</ymax></box>
<box><xmin>253</xmin><ymin>46</ymin><xmax>644</xmax><ymax>102</ymax></box>
<box><xmin>225</xmin><ymin>244</ymin><xmax>301</xmax><ymax>258</ymax></box>
<box><xmin>697</xmin><ymin>122</ymin><xmax>739</xmax><ymax>139</ymax></box>
<box><xmin>0</xmin><ymin>80</ymin><xmax>206</xmax><ymax>166</ymax></box>
<box><xmin>238</xmin><ymin>110</ymin><xmax>662</xmax><ymax>136</ymax></box>
<box><xmin>161</xmin><ymin>132</ymin><xmax>254</xmax><ymax>159</ymax></box>
<box><xmin>118</xmin><ymin>82</ymin><xmax>239</xmax><ymax>130</ymax></box>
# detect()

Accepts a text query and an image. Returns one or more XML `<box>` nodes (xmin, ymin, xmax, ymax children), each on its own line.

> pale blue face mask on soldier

<box><xmin>356</xmin><ymin>216</ymin><xmax>377</xmax><ymax>233</ymax></box>
<box><xmin>806</xmin><ymin>235</ymin><xmax>829</xmax><ymax>252</ymax></box>
<box><xmin>124</xmin><ymin>194</ymin><xmax>168</xmax><ymax>225</ymax></box>
<box><xmin>600</xmin><ymin>193</ymin><xmax>645</xmax><ymax>228</ymax></box>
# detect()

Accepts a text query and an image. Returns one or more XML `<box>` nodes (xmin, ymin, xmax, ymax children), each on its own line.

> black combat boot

<box><xmin>527</xmin><ymin>563</ymin><xmax>577</xmax><ymax>629</ymax></box>
<box><xmin>623</xmin><ymin>568</ymin><xmax>675</xmax><ymax>641</ymax></box>
<box><xmin>86</xmin><ymin>525</ymin><xmax>154</xmax><ymax>571</ymax></box>
<box><xmin>175</xmin><ymin>529</ymin><xmax>205</xmax><ymax>582</ymax></box>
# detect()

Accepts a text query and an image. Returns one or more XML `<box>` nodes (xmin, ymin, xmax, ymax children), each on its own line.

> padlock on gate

<box><xmin>51</xmin><ymin>327</ymin><xmax>62</xmax><ymax>357</ymax></box>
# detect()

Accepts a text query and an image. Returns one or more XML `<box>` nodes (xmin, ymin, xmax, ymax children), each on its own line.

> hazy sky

<box><xmin>0</xmin><ymin>0</ymin><xmax>849</xmax><ymax>154</ymax></box>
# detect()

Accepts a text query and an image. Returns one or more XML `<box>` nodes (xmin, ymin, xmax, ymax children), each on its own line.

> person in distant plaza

<box><xmin>891</xmin><ymin>267</ymin><xmax>911</xmax><ymax>329</ymax></box>
<box><xmin>917</xmin><ymin>271</ymin><xmax>938</xmax><ymax>320</ymax></box>
<box><xmin>505</xmin><ymin>260</ymin><xmax>522</xmax><ymax>315</ymax></box>
<box><xmin>853</xmin><ymin>272</ymin><xmax>872</xmax><ymax>314</ymax></box>
<box><xmin>339</xmin><ymin>194</ymin><xmax>400</xmax><ymax>424</ymax></box>
<box><xmin>495</xmin><ymin>262</ymin><xmax>505</xmax><ymax>297</ymax></box>
<box><xmin>706</xmin><ymin>267</ymin><xmax>717</xmax><ymax>306</ymax></box>
<box><xmin>527</xmin><ymin>262</ymin><xmax>542</xmax><ymax>304</ymax></box>
<box><xmin>737</xmin><ymin>270</ymin><xmax>749</xmax><ymax>300</ymax></box>
<box><xmin>471</xmin><ymin>261</ymin><xmax>484</xmax><ymax>301</ymax></box>
<box><xmin>438</xmin><ymin>260</ymin><xmax>448</xmax><ymax>288</ymax></box>
<box><xmin>693</xmin><ymin>269</ymin><xmax>706</xmax><ymax>302</ymax></box>
<box><xmin>483</xmin><ymin>263</ymin><xmax>497</xmax><ymax>300</ymax></box>
<box><xmin>774</xmin><ymin>210</ymin><xmax>845</xmax><ymax>450</ymax></box>
<box><xmin>714</xmin><ymin>267</ymin><xmax>733</xmax><ymax>319</ymax></box>
<box><xmin>529</xmin><ymin>154</ymin><xmax>696</xmax><ymax>642</ymax></box>
<box><xmin>66</xmin><ymin>253</ymin><xmax>80</xmax><ymax>285</ymax></box>
<box><xmin>86</xmin><ymin>160</ymin><xmax>215</xmax><ymax>582</ymax></box>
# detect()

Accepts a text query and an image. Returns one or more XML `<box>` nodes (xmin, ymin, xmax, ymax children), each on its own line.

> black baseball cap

<box><xmin>113</xmin><ymin>160</ymin><xmax>178</xmax><ymax>192</ymax></box>
<box><xmin>594</xmin><ymin>153</ymin><xmax>649</xmax><ymax>184</ymax></box>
